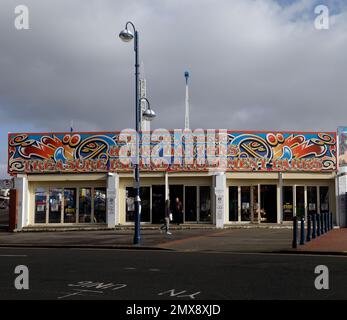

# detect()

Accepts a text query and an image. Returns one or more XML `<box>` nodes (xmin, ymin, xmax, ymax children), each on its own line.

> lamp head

<box><xmin>119</xmin><ymin>28</ymin><xmax>134</xmax><ymax>42</ymax></box>
<box><xmin>142</xmin><ymin>108</ymin><xmax>156</xmax><ymax>121</ymax></box>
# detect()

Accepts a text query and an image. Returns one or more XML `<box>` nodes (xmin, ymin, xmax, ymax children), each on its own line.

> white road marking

<box><xmin>58</xmin><ymin>289</ymin><xmax>103</xmax><ymax>299</ymax></box>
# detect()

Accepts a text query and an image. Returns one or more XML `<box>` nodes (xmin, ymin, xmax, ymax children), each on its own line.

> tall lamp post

<box><xmin>119</xmin><ymin>22</ymin><xmax>156</xmax><ymax>245</ymax></box>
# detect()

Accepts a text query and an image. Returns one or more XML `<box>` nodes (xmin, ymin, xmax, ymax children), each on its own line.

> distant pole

<box><xmin>184</xmin><ymin>70</ymin><xmax>190</xmax><ymax>129</ymax></box>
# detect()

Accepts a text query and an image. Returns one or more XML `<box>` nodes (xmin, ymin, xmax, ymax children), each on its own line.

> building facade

<box><xmin>8</xmin><ymin>129</ymin><xmax>344</xmax><ymax>230</ymax></box>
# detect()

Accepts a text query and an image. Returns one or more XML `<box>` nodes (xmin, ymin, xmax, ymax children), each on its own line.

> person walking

<box><xmin>160</xmin><ymin>199</ymin><xmax>172</xmax><ymax>235</ymax></box>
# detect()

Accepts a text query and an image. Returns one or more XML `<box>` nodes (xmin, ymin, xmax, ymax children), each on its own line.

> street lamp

<box><xmin>140</xmin><ymin>97</ymin><xmax>156</xmax><ymax>121</ymax></box>
<box><xmin>119</xmin><ymin>22</ymin><xmax>156</xmax><ymax>245</ymax></box>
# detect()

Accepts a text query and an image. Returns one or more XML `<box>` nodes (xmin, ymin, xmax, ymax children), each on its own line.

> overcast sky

<box><xmin>1</xmin><ymin>0</ymin><xmax>347</xmax><ymax>177</ymax></box>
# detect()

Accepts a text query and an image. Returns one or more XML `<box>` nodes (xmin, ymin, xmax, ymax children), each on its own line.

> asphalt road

<box><xmin>0</xmin><ymin>248</ymin><xmax>346</xmax><ymax>300</ymax></box>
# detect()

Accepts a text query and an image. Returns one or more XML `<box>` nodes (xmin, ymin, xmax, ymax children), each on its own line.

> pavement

<box><xmin>293</xmin><ymin>228</ymin><xmax>347</xmax><ymax>255</ymax></box>
<box><xmin>0</xmin><ymin>227</ymin><xmax>293</xmax><ymax>253</ymax></box>
<box><xmin>0</xmin><ymin>223</ymin><xmax>346</xmax><ymax>255</ymax></box>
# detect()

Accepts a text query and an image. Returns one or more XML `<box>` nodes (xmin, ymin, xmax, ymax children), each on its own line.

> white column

<box><xmin>106</xmin><ymin>173</ymin><xmax>119</xmax><ymax>228</ymax></box>
<box><xmin>317</xmin><ymin>186</ymin><xmax>320</xmax><ymax>214</ymax></box>
<box><xmin>250</xmin><ymin>185</ymin><xmax>254</xmax><ymax>222</ymax></box>
<box><xmin>278</xmin><ymin>173</ymin><xmax>283</xmax><ymax>224</ymax></box>
<box><xmin>237</xmin><ymin>186</ymin><xmax>241</xmax><ymax>222</ymax></box>
<box><xmin>293</xmin><ymin>185</ymin><xmax>296</xmax><ymax>217</ymax></box>
<box><xmin>14</xmin><ymin>174</ymin><xmax>29</xmax><ymax>229</ymax></box>
<box><xmin>304</xmin><ymin>185</ymin><xmax>308</xmax><ymax>221</ymax></box>
<box><xmin>257</xmin><ymin>184</ymin><xmax>260</xmax><ymax>223</ymax></box>
<box><xmin>213</xmin><ymin>172</ymin><xmax>226</xmax><ymax>229</ymax></box>
<box><xmin>165</xmin><ymin>172</ymin><xmax>169</xmax><ymax>201</ymax></box>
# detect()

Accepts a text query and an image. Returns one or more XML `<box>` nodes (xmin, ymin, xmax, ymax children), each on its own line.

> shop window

<box><xmin>94</xmin><ymin>188</ymin><xmax>106</xmax><ymax>223</ymax></box>
<box><xmin>35</xmin><ymin>188</ymin><xmax>47</xmax><ymax>223</ymax></box>
<box><xmin>283</xmin><ymin>186</ymin><xmax>293</xmax><ymax>221</ymax></box>
<box><xmin>185</xmin><ymin>186</ymin><xmax>197</xmax><ymax>221</ymax></box>
<box><xmin>199</xmin><ymin>186</ymin><xmax>211</xmax><ymax>222</ymax></box>
<box><xmin>49</xmin><ymin>188</ymin><xmax>62</xmax><ymax>223</ymax></box>
<box><xmin>320</xmin><ymin>186</ymin><xmax>329</xmax><ymax>212</ymax></box>
<box><xmin>79</xmin><ymin>188</ymin><xmax>92</xmax><ymax>223</ymax></box>
<box><xmin>64</xmin><ymin>188</ymin><xmax>76</xmax><ymax>223</ymax></box>
<box><xmin>307</xmin><ymin>186</ymin><xmax>317</xmax><ymax>215</ymax></box>
<box><xmin>126</xmin><ymin>187</ymin><xmax>150</xmax><ymax>222</ymax></box>
<box><xmin>229</xmin><ymin>186</ymin><xmax>238</xmax><ymax>222</ymax></box>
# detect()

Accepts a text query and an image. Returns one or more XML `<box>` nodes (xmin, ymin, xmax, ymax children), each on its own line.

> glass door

<box><xmin>260</xmin><ymin>185</ymin><xmax>277</xmax><ymax>223</ymax></box>
<box><xmin>170</xmin><ymin>185</ymin><xmax>184</xmax><ymax>224</ymax></box>
<box><xmin>320</xmin><ymin>186</ymin><xmax>329</xmax><ymax>212</ymax></box>
<box><xmin>152</xmin><ymin>185</ymin><xmax>165</xmax><ymax>224</ymax></box>
<box><xmin>241</xmin><ymin>186</ymin><xmax>251</xmax><ymax>221</ymax></box>
<box><xmin>79</xmin><ymin>188</ymin><xmax>92</xmax><ymax>223</ymax></box>
<box><xmin>94</xmin><ymin>188</ymin><xmax>106</xmax><ymax>223</ymax></box>
<box><xmin>49</xmin><ymin>188</ymin><xmax>62</xmax><ymax>223</ymax></box>
<box><xmin>199</xmin><ymin>186</ymin><xmax>211</xmax><ymax>222</ymax></box>
<box><xmin>296</xmin><ymin>186</ymin><xmax>305</xmax><ymax>218</ymax></box>
<box><xmin>126</xmin><ymin>187</ymin><xmax>151</xmax><ymax>223</ymax></box>
<box><xmin>185</xmin><ymin>186</ymin><xmax>197</xmax><ymax>222</ymax></box>
<box><xmin>35</xmin><ymin>188</ymin><xmax>47</xmax><ymax>223</ymax></box>
<box><xmin>283</xmin><ymin>186</ymin><xmax>293</xmax><ymax>221</ymax></box>
<box><xmin>252</xmin><ymin>185</ymin><xmax>259</xmax><ymax>223</ymax></box>
<box><xmin>64</xmin><ymin>188</ymin><xmax>76</xmax><ymax>223</ymax></box>
<box><xmin>307</xmin><ymin>186</ymin><xmax>317</xmax><ymax>215</ymax></box>
<box><xmin>229</xmin><ymin>186</ymin><xmax>238</xmax><ymax>222</ymax></box>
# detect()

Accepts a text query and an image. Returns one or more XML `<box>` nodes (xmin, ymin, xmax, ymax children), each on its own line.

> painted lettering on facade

<box><xmin>8</xmin><ymin>130</ymin><xmax>336</xmax><ymax>174</ymax></box>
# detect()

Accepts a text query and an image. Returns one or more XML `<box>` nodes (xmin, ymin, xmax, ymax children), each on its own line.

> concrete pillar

<box><xmin>14</xmin><ymin>174</ymin><xmax>29</xmax><ymax>230</ymax></box>
<box><xmin>106</xmin><ymin>173</ymin><xmax>119</xmax><ymax>228</ymax></box>
<box><xmin>213</xmin><ymin>172</ymin><xmax>226</xmax><ymax>229</ymax></box>
<box><xmin>278</xmin><ymin>172</ymin><xmax>283</xmax><ymax>224</ymax></box>
<box><xmin>165</xmin><ymin>172</ymin><xmax>169</xmax><ymax>201</ymax></box>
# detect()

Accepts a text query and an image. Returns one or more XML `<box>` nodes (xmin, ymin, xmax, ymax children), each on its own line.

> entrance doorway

<box><xmin>152</xmin><ymin>185</ymin><xmax>165</xmax><ymax>223</ymax></box>
<box><xmin>260</xmin><ymin>185</ymin><xmax>277</xmax><ymax>223</ymax></box>
<box><xmin>185</xmin><ymin>186</ymin><xmax>197</xmax><ymax>222</ymax></box>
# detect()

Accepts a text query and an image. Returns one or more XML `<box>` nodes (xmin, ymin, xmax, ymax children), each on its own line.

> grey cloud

<box><xmin>0</xmin><ymin>0</ymin><xmax>346</xmax><ymax>135</ymax></box>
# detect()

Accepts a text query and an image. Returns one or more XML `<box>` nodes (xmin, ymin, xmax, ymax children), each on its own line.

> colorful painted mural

<box><xmin>8</xmin><ymin>130</ymin><xmax>337</xmax><ymax>174</ymax></box>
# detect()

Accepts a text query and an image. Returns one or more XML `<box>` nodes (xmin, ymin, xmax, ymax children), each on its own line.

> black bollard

<box><xmin>300</xmin><ymin>216</ymin><xmax>305</xmax><ymax>245</ymax></box>
<box><xmin>317</xmin><ymin>213</ymin><xmax>321</xmax><ymax>236</ymax></box>
<box><xmin>312</xmin><ymin>213</ymin><xmax>316</xmax><ymax>239</ymax></box>
<box><xmin>330</xmin><ymin>212</ymin><xmax>333</xmax><ymax>230</ymax></box>
<box><xmin>306</xmin><ymin>214</ymin><xmax>311</xmax><ymax>242</ymax></box>
<box><xmin>324</xmin><ymin>212</ymin><xmax>328</xmax><ymax>233</ymax></box>
<box><xmin>292</xmin><ymin>216</ymin><xmax>298</xmax><ymax>248</ymax></box>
